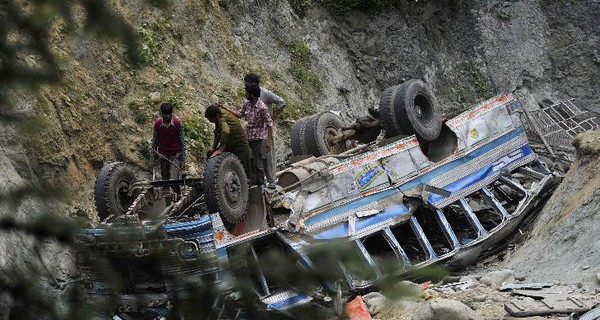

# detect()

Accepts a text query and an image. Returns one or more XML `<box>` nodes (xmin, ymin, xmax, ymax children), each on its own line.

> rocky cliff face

<box><xmin>1</xmin><ymin>0</ymin><xmax>599</xmax><ymax>261</ymax></box>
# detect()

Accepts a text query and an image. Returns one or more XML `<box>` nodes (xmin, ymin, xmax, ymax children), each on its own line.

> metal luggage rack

<box><xmin>521</xmin><ymin>99</ymin><xmax>600</xmax><ymax>164</ymax></box>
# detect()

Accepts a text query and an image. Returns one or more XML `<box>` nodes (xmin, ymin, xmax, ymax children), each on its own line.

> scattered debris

<box><xmin>433</xmin><ymin>279</ymin><xmax>478</xmax><ymax>292</ymax></box>
<box><xmin>499</xmin><ymin>282</ymin><xmax>554</xmax><ymax>292</ymax></box>
<box><xmin>370</xmin><ymin>274</ymin><xmax>600</xmax><ymax>319</ymax></box>
<box><xmin>505</xmin><ymin>295</ymin><xmax>594</xmax><ymax>317</ymax></box>
<box><xmin>504</xmin><ymin>284</ymin><xmax>600</xmax><ymax>317</ymax></box>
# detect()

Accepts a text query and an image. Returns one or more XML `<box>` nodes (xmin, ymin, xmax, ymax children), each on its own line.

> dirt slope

<box><xmin>502</xmin><ymin>130</ymin><xmax>600</xmax><ymax>286</ymax></box>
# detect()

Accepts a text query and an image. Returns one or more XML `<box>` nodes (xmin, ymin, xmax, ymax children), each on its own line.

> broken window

<box><xmin>339</xmin><ymin>240</ymin><xmax>379</xmax><ymax>287</ymax></box>
<box><xmin>464</xmin><ymin>190</ymin><xmax>504</xmax><ymax>231</ymax></box>
<box><xmin>389</xmin><ymin>220</ymin><xmax>429</xmax><ymax>264</ymax></box>
<box><xmin>440</xmin><ymin>203</ymin><xmax>480</xmax><ymax>246</ymax></box>
<box><xmin>361</xmin><ymin>231</ymin><xmax>406</xmax><ymax>275</ymax></box>
<box><xmin>227</xmin><ymin>236</ymin><xmax>308</xmax><ymax>297</ymax></box>
<box><xmin>413</xmin><ymin>206</ymin><xmax>454</xmax><ymax>256</ymax></box>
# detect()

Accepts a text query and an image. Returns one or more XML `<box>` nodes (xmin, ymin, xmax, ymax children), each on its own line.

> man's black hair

<box><xmin>245</xmin><ymin>83</ymin><xmax>261</xmax><ymax>98</ymax></box>
<box><xmin>244</xmin><ymin>73</ymin><xmax>260</xmax><ymax>85</ymax></box>
<box><xmin>160</xmin><ymin>102</ymin><xmax>174</xmax><ymax>115</ymax></box>
<box><xmin>205</xmin><ymin>104</ymin><xmax>222</xmax><ymax>118</ymax></box>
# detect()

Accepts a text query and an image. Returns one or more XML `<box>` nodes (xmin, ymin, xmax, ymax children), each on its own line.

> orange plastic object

<box><xmin>345</xmin><ymin>295</ymin><xmax>372</xmax><ymax>320</ymax></box>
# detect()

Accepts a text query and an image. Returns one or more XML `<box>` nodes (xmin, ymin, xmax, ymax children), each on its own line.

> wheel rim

<box><xmin>414</xmin><ymin>103</ymin><xmax>424</xmax><ymax>120</ymax></box>
<box><xmin>223</xmin><ymin>171</ymin><xmax>241</xmax><ymax>205</ymax></box>
<box><xmin>324</xmin><ymin>126</ymin><xmax>345</xmax><ymax>154</ymax></box>
<box><xmin>413</xmin><ymin>93</ymin><xmax>434</xmax><ymax>124</ymax></box>
<box><xmin>116</xmin><ymin>179</ymin><xmax>132</xmax><ymax>212</ymax></box>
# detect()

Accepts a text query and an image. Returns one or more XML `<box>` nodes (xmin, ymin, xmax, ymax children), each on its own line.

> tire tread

<box><xmin>94</xmin><ymin>162</ymin><xmax>135</xmax><ymax>221</ymax></box>
<box><xmin>203</xmin><ymin>152</ymin><xmax>248</xmax><ymax>223</ymax></box>
<box><xmin>379</xmin><ymin>85</ymin><xmax>402</xmax><ymax>137</ymax></box>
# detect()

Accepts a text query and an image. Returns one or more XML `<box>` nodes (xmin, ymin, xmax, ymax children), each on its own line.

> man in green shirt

<box><xmin>204</xmin><ymin>104</ymin><xmax>252</xmax><ymax>181</ymax></box>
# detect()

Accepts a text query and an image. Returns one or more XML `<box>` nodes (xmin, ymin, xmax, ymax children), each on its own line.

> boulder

<box><xmin>363</xmin><ymin>292</ymin><xmax>387</xmax><ymax>316</ymax></box>
<box><xmin>412</xmin><ymin>298</ymin><xmax>477</xmax><ymax>320</ymax></box>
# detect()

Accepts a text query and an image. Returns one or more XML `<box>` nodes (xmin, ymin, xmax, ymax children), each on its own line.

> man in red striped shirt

<box><xmin>220</xmin><ymin>85</ymin><xmax>273</xmax><ymax>186</ymax></box>
<box><xmin>243</xmin><ymin>73</ymin><xmax>286</xmax><ymax>189</ymax></box>
<box><xmin>151</xmin><ymin>102</ymin><xmax>186</xmax><ymax>182</ymax></box>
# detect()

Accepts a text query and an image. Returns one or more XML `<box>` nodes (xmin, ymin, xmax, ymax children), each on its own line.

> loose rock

<box><xmin>413</xmin><ymin>298</ymin><xmax>477</xmax><ymax>320</ymax></box>
<box><xmin>480</xmin><ymin>269</ymin><xmax>515</xmax><ymax>287</ymax></box>
<box><xmin>149</xmin><ymin>92</ymin><xmax>161</xmax><ymax>102</ymax></box>
<box><xmin>363</xmin><ymin>292</ymin><xmax>387</xmax><ymax>316</ymax></box>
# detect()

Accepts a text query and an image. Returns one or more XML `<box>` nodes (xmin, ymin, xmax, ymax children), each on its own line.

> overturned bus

<box><xmin>77</xmin><ymin>80</ymin><xmax>559</xmax><ymax>318</ymax></box>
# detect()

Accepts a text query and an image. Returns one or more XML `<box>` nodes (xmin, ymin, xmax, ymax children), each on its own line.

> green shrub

<box><xmin>291</xmin><ymin>40</ymin><xmax>311</xmax><ymax>64</ymax></box>
<box><xmin>135</xmin><ymin>20</ymin><xmax>170</xmax><ymax>69</ymax></box>
<box><xmin>289</xmin><ymin>0</ymin><xmax>312</xmax><ymax>17</ymax></box>
<box><xmin>288</xmin><ymin>39</ymin><xmax>322</xmax><ymax>94</ymax></box>
<box><xmin>164</xmin><ymin>94</ymin><xmax>184</xmax><ymax>108</ymax></box>
<box><xmin>139</xmin><ymin>139</ymin><xmax>152</xmax><ymax>161</ymax></box>
<box><xmin>472</xmin><ymin>71</ymin><xmax>492</xmax><ymax>99</ymax></box>
<box><xmin>183</xmin><ymin>119</ymin><xmax>213</xmax><ymax>162</ymax></box>
<box><xmin>289</xmin><ymin>62</ymin><xmax>322</xmax><ymax>93</ymax></box>
<box><xmin>277</xmin><ymin>91</ymin><xmax>317</xmax><ymax>121</ymax></box>
<box><xmin>134</xmin><ymin>110</ymin><xmax>149</xmax><ymax>125</ymax></box>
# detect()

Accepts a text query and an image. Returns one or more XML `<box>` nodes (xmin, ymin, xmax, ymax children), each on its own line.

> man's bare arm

<box><xmin>218</xmin><ymin>103</ymin><xmax>242</xmax><ymax>118</ymax></box>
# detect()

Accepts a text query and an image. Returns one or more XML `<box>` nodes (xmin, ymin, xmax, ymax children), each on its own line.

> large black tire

<box><xmin>203</xmin><ymin>152</ymin><xmax>249</xmax><ymax>224</ymax></box>
<box><xmin>394</xmin><ymin>79</ymin><xmax>442</xmax><ymax>141</ymax></box>
<box><xmin>304</xmin><ymin>112</ymin><xmax>347</xmax><ymax>157</ymax></box>
<box><xmin>379</xmin><ymin>85</ymin><xmax>403</xmax><ymax>137</ymax></box>
<box><xmin>94</xmin><ymin>162</ymin><xmax>137</xmax><ymax>221</ymax></box>
<box><xmin>290</xmin><ymin>116</ymin><xmax>311</xmax><ymax>156</ymax></box>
